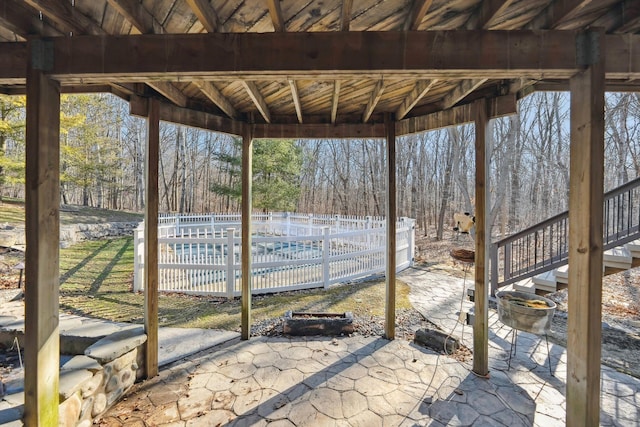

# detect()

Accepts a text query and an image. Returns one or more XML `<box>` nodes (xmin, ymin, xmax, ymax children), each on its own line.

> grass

<box><xmin>0</xmin><ymin>199</ymin><xmax>25</xmax><ymax>224</ymax></box>
<box><xmin>59</xmin><ymin>236</ymin><xmax>413</xmax><ymax>331</ymax></box>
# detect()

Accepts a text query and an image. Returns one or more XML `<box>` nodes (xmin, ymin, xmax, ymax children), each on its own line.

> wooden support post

<box><xmin>566</xmin><ymin>29</ymin><xmax>605</xmax><ymax>427</ymax></box>
<box><xmin>241</xmin><ymin>125</ymin><xmax>253</xmax><ymax>340</ymax></box>
<box><xmin>384</xmin><ymin>113</ymin><xmax>396</xmax><ymax>340</ymax></box>
<box><xmin>473</xmin><ymin>98</ymin><xmax>490</xmax><ymax>377</ymax></box>
<box><xmin>24</xmin><ymin>39</ymin><xmax>60</xmax><ymax>427</ymax></box>
<box><xmin>144</xmin><ymin>98</ymin><xmax>160</xmax><ymax>378</ymax></box>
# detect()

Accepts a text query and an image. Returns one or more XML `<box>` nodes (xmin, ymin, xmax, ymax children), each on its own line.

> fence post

<box><xmin>226</xmin><ymin>228</ymin><xmax>235</xmax><ymax>299</ymax></box>
<box><xmin>210</xmin><ymin>214</ymin><xmax>215</xmax><ymax>237</ymax></box>
<box><xmin>322</xmin><ymin>226</ymin><xmax>331</xmax><ymax>288</ymax></box>
<box><xmin>308</xmin><ymin>214</ymin><xmax>313</xmax><ymax>236</ymax></box>
<box><xmin>408</xmin><ymin>219</ymin><xmax>415</xmax><ymax>265</ymax></box>
<box><xmin>285</xmin><ymin>212</ymin><xmax>291</xmax><ymax>236</ymax></box>
<box><xmin>133</xmin><ymin>225</ymin><xmax>143</xmax><ymax>292</ymax></box>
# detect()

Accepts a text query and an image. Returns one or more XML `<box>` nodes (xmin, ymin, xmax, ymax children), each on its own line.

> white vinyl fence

<box><xmin>133</xmin><ymin>212</ymin><xmax>415</xmax><ymax>298</ymax></box>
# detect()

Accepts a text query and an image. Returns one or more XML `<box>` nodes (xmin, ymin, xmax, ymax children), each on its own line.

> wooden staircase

<box><xmin>491</xmin><ymin>177</ymin><xmax>640</xmax><ymax>295</ymax></box>
<box><xmin>513</xmin><ymin>241</ymin><xmax>640</xmax><ymax>294</ymax></box>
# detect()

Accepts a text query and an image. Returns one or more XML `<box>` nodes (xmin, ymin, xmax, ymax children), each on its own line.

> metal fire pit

<box><xmin>496</xmin><ymin>290</ymin><xmax>556</xmax><ymax>335</ymax></box>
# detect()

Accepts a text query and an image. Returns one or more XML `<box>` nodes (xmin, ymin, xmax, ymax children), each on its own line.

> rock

<box><xmin>92</xmin><ymin>393</ymin><xmax>107</xmax><ymax>416</ymax></box>
<box><xmin>81</xmin><ymin>371</ymin><xmax>104</xmax><ymax>398</ymax></box>
<box><xmin>60</xmin><ymin>355</ymin><xmax>103</xmax><ymax>373</ymax></box>
<box><xmin>59</xmin><ymin>369</ymin><xmax>94</xmax><ymax>400</ymax></box>
<box><xmin>58</xmin><ymin>392</ymin><xmax>82</xmax><ymax>427</ymax></box>
<box><xmin>85</xmin><ymin>326</ymin><xmax>146</xmax><ymax>363</ymax></box>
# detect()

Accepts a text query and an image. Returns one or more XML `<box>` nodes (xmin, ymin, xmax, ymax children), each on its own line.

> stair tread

<box><xmin>532</xmin><ymin>270</ymin><xmax>556</xmax><ymax>287</ymax></box>
<box><xmin>513</xmin><ymin>278</ymin><xmax>536</xmax><ymax>294</ymax></box>
<box><xmin>604</xmin><ymin>246</ymin><xmax>632</xmax><ymax>262</ymax></box>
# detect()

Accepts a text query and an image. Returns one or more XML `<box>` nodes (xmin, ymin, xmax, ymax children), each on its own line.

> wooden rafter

<box><xmin>476</xmin><ymin>0</ymin><xmax>516</xmax><ymax>29</ymax></box>
<box><xmin>106</xmin><ymin>0</ymin><xmax>160</xmax><ymax>34</ymax></box>
<box><xmin>536</xmin><ymin>0</ymin><xmax>595</xmax><ymax>29</ymax></box>
<box><xmin>192</xmin><ymin>80</ymin><xmax>238</xmax><ymax>119</ymax></box>
<box><xmin>395</xmin><ymin>79</ymin><xmax>436</xmax><ymax>119</ymax></box>
<box><xmin>331</xmin><ymin>80</ymin><xmax>341</xmax><ymax>124</ymax></box>
<box><xmin>404</xmin><ymin>0</ymin><xmax>433</xmax><ymax>31</ymax></box>
<box><xmin>340</xmin><ymin>0</ymin><xmax>353</xmax><ymax>31</ymax></box>
<box><xmin>185</xmin><ymin>0</ymin><xmax>221</xmax><ymax>32</ymax></box>
<box><xmin>614</xmin><ymin>0</ymin><xmax>640</xmax><ymax>33</ymax></box>
<box><xmin>148</xmin><ymin>81</ymin><xmax>187</xmax><ymax>107</ymax></box>
<box><xmin>23</xmin><ymin>0</ymin><xmax>104</xmax><ymax>35</ymax></box>
<box><xmin>242</xmin><ymin>81</ymin><xmax>271</xmax><ymax>123</ymax></box>
<box><xmin>363</xmin><ymin>80</ymin><xmax>385</xmax><ymax>123</ymax></box>
<box><xmin>106</xmin><ymin>0</ymin><xmax>195</xmax><ymax>108</ymax></box>
<box><xmin>0</xmin><ymin>0</ymin><xmax>62</xmax><ymax>37</ymax></box>
<box><xmin>441</xmin><ymin>79</ymin><xmax>488</xmax><ymax>109</ymax></box>
<box><xmin>267</xmin><ymin>0</ymin><xmax>285</xmax><ymax>32</ymax></box>
<box><xmin>288</xmin><ymin>79</ymin><xmax>303</xmax><ymax>124</ymax></box>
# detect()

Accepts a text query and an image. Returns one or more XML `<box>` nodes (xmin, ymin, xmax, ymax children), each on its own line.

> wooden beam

<box><xmin>396</xmin><ymin>93</ymin><xmax>517</xmax><ymax>135</ymax></box>
<box><xmin>41</xmin><ymin>31</ymin><xmax>598</xmax><ymax>81</ymax></box>
<box><xmin>266</xmin><ymin>0</ymin><xmax>285</xmax><ymax>32</ymax></box>
<box><xmin>331</xmin><ymin>80</ymin><xmax>341</xmax><ymax>124</ymax></box>
<box><xmin>404</xmin><ymin>0</ymin><xmax>433</xmax><ymax>31</ymax></box>
<box><xmin>288</xmin><ymin>79</ymin><xmax>303</xmax><ymax>123</ymax></box>
<box><xmin>106</xmin><ymin>0</ymin><xmax>160</xmax><ymax>34</ymax></box>
<box><xmin>252</xmin><ymin>122</ymin><xmax>385</xmax><ymax>139</ymax></box>
<box><xmin>241</xmin><ymin>125</ymin><xmax>253</xmax><ymax>340</ymax></box>
<box><xmin>340</xmin><ymin>0</ymin><xmax>353</xmax><ymax>31</ymax></box>
<box><xmin>144</xmin><ymin>97</ymin><xmax>160</xmax><ymax>379</ymax></box>
<box><xmin>363</xmin><ymin>80</ymin><xmax>385</xmax><ymax>123</ymax></box>
<box><xmin>442</xmin><ymin>79</ymin><xmax>488</xmax><ymax>109</ymax></box>
<box><xmin>192</xmin><ymin>80</ymin><xmax>238</xmax><ymax>119</ymax></box>
<box><xmin>0</xmin><ymin>0</ymin><xmax>63</xmax><ymax>37</ymax></box>
<box><xmin>476</xmin><ymin>0</ymin><xmax>516</xmax><ymax>29</ymax></box>
<box><xmin>384</xmin><ymin>113</ymin><xmax>396</xmax><ymax>340</ymax></box>
<box><xmin>147</xmin><ymin>81</ymin><xmax>188</xmax><ymax>107</ymax></box>
<box><xmin>23</xmin><ymin>0</ymin><xmax>105</xmax><ymax>35</ymax></box>
<box><xmin>395</xmin><ymin>79</ymin><xmax>436</xmax><ymax>120</ymax></box>
<box><xmin>185</xmin><ymin>0</ymin><xmax>221</xmax><ymax>32</ymax></box>
<box><xmin>566</xmin><ymin>29</ymin><xmax>605</xmax><ymax>427</ymax></box>
<box><xmin>242</xmin><ymin>81</ymin><xmax>271</xmax><ymax>123</ymax></box>
<box><xmin>472</xmin><ymin>98</ymin><xmax>490</xmax><ymax>377</ymax></box>
<box><xmin>4</xmin><ymin>32</ymin><xmax>639</xmax><ymax>83</ymax></box>
<box><xmin>24</xmin><ymin>40</ymin><xmax>60</xmax><ymax>427</ymax></box>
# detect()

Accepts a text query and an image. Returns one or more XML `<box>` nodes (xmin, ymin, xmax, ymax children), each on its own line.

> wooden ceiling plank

<box><xmin>0</xmin><ymin>0</ymin><xmax>62</xmax><ymax>37</ymax></box>
<box><xmin>404</xmin><ymin>0</ymin><xmax>434</xmax><ymax>31</ymax></box>
<box><xmin>395</xmin><ymin>79</ymin><xmax>436</xmax><ymax>120</ymax></box>
<box><xmin>185</xmin><ymin>0</ymin><xmax>221</xmax><ymax>32</ymax></box>
<box><xmin>331</xmin><ymin>80</ymin><xmax>341</xmax><ymax>124</ymax></box>
<box><xmin>477</xmin><ymin>0</ymin><xmax>516</xmax><ymax>29</ymax></box>
<box><xmin>106</xmin><ymin>0</ymin><xmax>160</xmax><ymax>34</ymax></box>
<box><xmin>23</xmin><ymin>0</ymin><xmax>105</xmax><ymax>35</ymax></box>
<box><xmin>363</xmin><ymin>80</ymin><xmax>385</xmax><ymax>123</ymax></box>
<box><xmin>193</xmin><ymin>80</ymin><xmax>238</xmax><ymax>118</ymax></box>
<box><xmin>441</xmin><ymin>79</ymin><xmax>488</xmax><ymax>109</ymax></box>
<box><xmin>266</xmin><ymin>0</ymin><xmax>285</xmax><ymax>32</ymax></box>
<box><xmin>148</xmin><ymin>81</ymin><xmax>188</xmax><ymax>107</ymax></box>
<box><xmin>288</xmin><ymin>79</ymin><xmax>303</xmax><ymax>123</ymax></box>
<box><xmin>341</xmin><ymin>0</ymin><xmax>353</xmax><ymax>31</ymax></box>
<box><xmin>242</xmin><ymin>81</ymin><xmax>271</xmax><ymax>123</ymax></box>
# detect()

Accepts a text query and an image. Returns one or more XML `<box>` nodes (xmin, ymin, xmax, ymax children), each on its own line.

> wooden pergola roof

<box><xmin>1</xmin><ymin>0</ymin><xmax>640</xmax><ymax>136</ymax></box>
<box><xmin>2</xmin><ymin>1</ymin><xmax>639</xmax><ymax>426</ymax></box>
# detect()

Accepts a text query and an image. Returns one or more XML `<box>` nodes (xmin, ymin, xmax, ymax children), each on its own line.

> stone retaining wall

<box><xmin>0</xmin><ymin>222</ymin><xmax>139</xmax><ymax>250</ymax></box>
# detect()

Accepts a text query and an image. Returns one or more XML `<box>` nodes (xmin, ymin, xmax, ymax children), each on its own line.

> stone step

<box><xmin>603</xmin><ymin>246</ymin><xmax>632</xmax><ymax>270</ymax></box>
<box><xmin>513</xmin><ymin>277</ymin><xmax>536</xmax><ymax>294</ymax></box>
<box><xmin>626</xmin><ymin>239</ymin><xmax>640</xmax><ymax>257</ymax></box>
<box><xmin>555</xmin><ymin>264</ymin><xmax>569</xmax><ymax>284</ymax></box>
<box><xmin>532</xmin><ymin>270</ymin><xmax>557</xmax><ymax>289</ymax></box>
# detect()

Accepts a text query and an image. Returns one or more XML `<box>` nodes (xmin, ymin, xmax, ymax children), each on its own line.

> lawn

<box><xmin>58</xmin><ymin>236</ymin><xmax>413</xmax><ymax>331</ymax></box>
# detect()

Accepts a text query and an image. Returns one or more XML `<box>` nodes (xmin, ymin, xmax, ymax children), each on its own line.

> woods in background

<box><xmin>1</xmin><ymin>92</ymin><xmax>640</xmax><ymax>240</ymax></box>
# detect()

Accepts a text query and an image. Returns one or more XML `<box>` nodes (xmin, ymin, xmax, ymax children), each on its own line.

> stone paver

<box><xmin>4</xmin><ymin>268</ymin><xmax>640</xmax><ymax>425</ymax></box>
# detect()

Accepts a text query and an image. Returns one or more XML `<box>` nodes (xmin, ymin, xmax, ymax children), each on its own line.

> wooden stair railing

<box><xmin>490</xmin><ymin>176</ymin><xmax>640</xmax><ymax>295</ymax></box>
